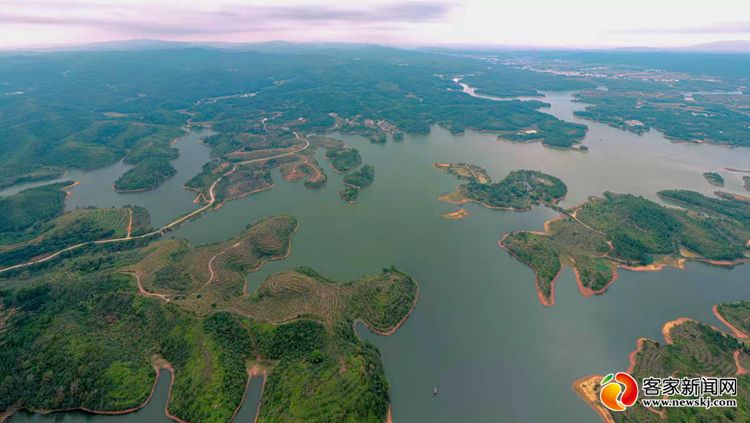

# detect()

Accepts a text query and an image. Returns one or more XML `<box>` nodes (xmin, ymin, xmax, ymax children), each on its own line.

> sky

<box><xmin>0</xmin><ymin>0</ymin><xmax>748</xmax><ymax>49</ymax></box>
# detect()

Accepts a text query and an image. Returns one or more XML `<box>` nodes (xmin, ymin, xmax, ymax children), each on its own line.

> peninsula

<box><xmin>501</xmin><ymin>190</ymin><xmax>750</xmax><ymax>306</ymax></box>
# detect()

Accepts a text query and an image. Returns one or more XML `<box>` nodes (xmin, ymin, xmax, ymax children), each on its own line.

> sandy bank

<box><xmin>571</xmin><ymin>375</ymin><xmax>615</xmax><ymax>423</ymax></box>
<box><xmin>441</xmin><ymin>208</ymin><xmax>469</xmax><ymax>220</ymax></box>
<box><xmin>713</xmin><ymin>304</ymin><xmax>750</xmax><ymax>339</ymax></box>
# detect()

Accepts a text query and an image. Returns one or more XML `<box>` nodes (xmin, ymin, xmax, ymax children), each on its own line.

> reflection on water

<box><xmin>7</xmin><ymin>91</ymin><xmax>750</xmax><ymax>422</ymax></box>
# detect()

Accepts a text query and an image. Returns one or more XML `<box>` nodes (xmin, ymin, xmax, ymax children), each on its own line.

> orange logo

<box><xmin>599</xmin><ymin>372</ymin><xmax>638</xmax><ymax>411</ymax></box>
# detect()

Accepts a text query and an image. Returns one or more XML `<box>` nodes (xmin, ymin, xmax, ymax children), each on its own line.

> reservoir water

<box><xmin>0</xmin><ymin>129</ymin><xmax>214</xmax><ymax>228</ymax></box>
<box><xmin>9</xmin><ymin>91</ymin><xmax>750</xmax><ymax>422</ymax></box>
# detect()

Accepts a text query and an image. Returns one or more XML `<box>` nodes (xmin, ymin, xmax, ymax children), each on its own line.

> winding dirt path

<box><xmin>120</xmin><ymin>271</ymin><xmax>172</xmax><ymax>301</ymax></box>
<box><xmin>197</xmin><ymin>251</ymin><xmax>226</xmax><ymax>292</ymax></box>
<box><xmin>126</xmin><ymin>208</ymin><xmax>134</xmax><ymax>238</ymax></box>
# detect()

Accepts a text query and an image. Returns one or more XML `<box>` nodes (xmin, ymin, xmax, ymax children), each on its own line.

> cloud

<box><xmin>0</xmin><ymin>1</ymin><xmax>454</xmax><ymax>37</ymax></box>
<box><xmin>223</xmin><ymin>2</ymin><xmax>451</xmax><ymax>23</ymax></box>
<box><xmin>617</xmin><ymin>21</ymin><xmax>750</xmax><ymax>34</ymax></box>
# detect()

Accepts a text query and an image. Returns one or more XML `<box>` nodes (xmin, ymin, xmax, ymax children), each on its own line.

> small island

<box><xmin>325</xmin><ymin>147</ymin><xmax>362</xmax><ymax>173</ymax></box>
<box><xmin>501</xmin><ymin>190</ymin><xmax>750</xmax><ymax>306</ymax></box>
<box><xmin>343</xmin><ymin>164</ymin><xmax>374</xmax><ymax>189</ymax></box>
<box><xmin>435</xmin><ymin>163</ymin><xmax>567</xmax><ymax>211</ymax></box>
<box><xmin>338</xmin><ymin>165</ymin><xmax>375</xmax><ymax>204</ymax></box>
<box><xmin>744</xmin><ymin>176</ymin><xmax>750</xmax><ymax>192</ymax></box>
<box><xmin>338</xmin><ymin>185</ymin><xmax>359</xmax><ymax>203</ymax></box>
<box><xmin>114</xmin><ymin>157</ymin><xmax>177</xmax><ymax>192</ymax></box>
<box><xmin>442</xmin><ymin>208</ymin><xmax>470</xmax><ymax>220</ymax></box>
<box><xmin>703</xmin><ymin>171</ymin><xmax>725</xmax><ymax>186</ymax></box>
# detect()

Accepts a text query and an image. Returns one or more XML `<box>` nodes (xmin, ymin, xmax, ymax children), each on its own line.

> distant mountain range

<box><xmin>5</xmin><ymin>38</ymin><xmax>750</xmax><ymax>54</ymax></box>
<box><xmin>680</xmin><ymin>40</ymin><xmax>750</xmax><ymax>52</ymax></box>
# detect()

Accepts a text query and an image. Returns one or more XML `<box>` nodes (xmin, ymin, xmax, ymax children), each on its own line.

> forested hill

<box><xmin>0</xmin><ymin>46</ymin><xmax>589</xmax><ymax>189</ymax></box>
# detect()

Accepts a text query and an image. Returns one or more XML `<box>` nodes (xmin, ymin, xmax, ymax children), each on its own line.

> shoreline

<box><xmin>573</xmin><ymin>318</ymin><xmax>695</xmax><ymax>423</ymax></box>
<box><xmin>350</xmin><ymin>278</ymin><xmax>419</xmax><ymax>423</ymax></box>
<box><xmin>1</xmin><ymin>360</ymin><xmax>184</xmax><ymax>423</ymax></box>
<box><xmin>221</xmin><ymin>182</ymin><xmax>275</xmax><ymax>203</ymax></box>
<box><xmin>112</xmin><ymin>184</ymin><xmax>152</xmax><ymax>193</ymax></box>
<box><xmin>627</xmin><ymin>338</ymin><xmax>647</xmax><ymax>373</ymax></box>
<box><xmin>576</xmin><ymin>313</ymin><xmax>750</xmax><ymax>422</ymax></box>
<box><xmin>356</xmin><ymin>277</ymin><xmax>420</xmax><ymax>336</ymax></box>
<box><xmin>498</xmin><ymin>233</ymin><xmax>559</xmax><ymax>307</ymax></box>
<box><xmin>337</xmin><ymin>189</ymin><xmax>358</xmax><ymax>204</ymax></box>
<box><xmin>441</xmin><ymin>208</ymin><xmax>469</xmax><ymax>220</ymax></box>
<box><xmin>571</xmin><ymin>264</ymin><xmax>618</xmax><ymax>298</ymax></box>
<box><xmin>571</xmin><ymin>375</ymin><xmax>615</xmax><ymax>423</ymax></box>
<box><xmin>438</xmin><ymin>192</ymin><xmax>534</xmax><ymax>212</ymax></box>
<box><xmin>242</xmin><ymin>223</ymin><xmax>299</xmax><ymax>295</ymax></box>
<box><xmin>712</xmin><ymin>304</ymin><xmax>750</xmax><ymax>339</ymax></box>
<box><xmin>230</xmin><ymin>364</ymin><xmax>268</xmax><ymax>423</ymax></box>
<box><xmin>661</xmin><ymin>317</ymin><xmax>693</xmax><ymax>344</ymax></box>
<box><xmin>62</xmin><ymin>180</ymin><xmax>81</xmax><ymax>197</ymax></box>
<box><xmin>724</xmin><ymin>168</ymin><xmax>750</xmax><ymax>174</ymax></box>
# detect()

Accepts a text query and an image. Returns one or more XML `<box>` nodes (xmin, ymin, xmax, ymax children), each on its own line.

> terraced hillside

<box><xmin>238</xmin><ymin>266</ymin><xmax>418</xmax><ymax>329</ymax></box>
<box><xmin>716</xmin><ymin>301</ymin><xmax>750</xmax><ymax>339</ymax></box>
<box><xmin>123</xmin><ymin>214</ymin><xmax>297</xmax><ymax>302</ymax></box>
<box><xmin>240</xmin><ymin>268</ymin><xmax>415</xmax><ymax>422</ymax></box>
<box><xmin>1</xmin><ymin>211</ymin><xmax>419</xmax><ymax>423</ymax></box>
<box><xmin>501</xmin><ymin>191</ymin><xmax>750</xmax><ymax>305</ymax></box>
<box><xmin>0</xmin><ymin>200</ymin><xmax>151</xmax><ymax>270</ymax></box>
<box><xmin>214</xmin><ymin>166</ymin><xmax>274</xmax><ymax>202</ymax></box>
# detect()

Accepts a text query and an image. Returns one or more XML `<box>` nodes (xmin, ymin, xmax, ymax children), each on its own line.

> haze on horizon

<box><xmin>0</xmin><ymin>0</ymin><xmax>749</xmax><ymax>50</ymax></box>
